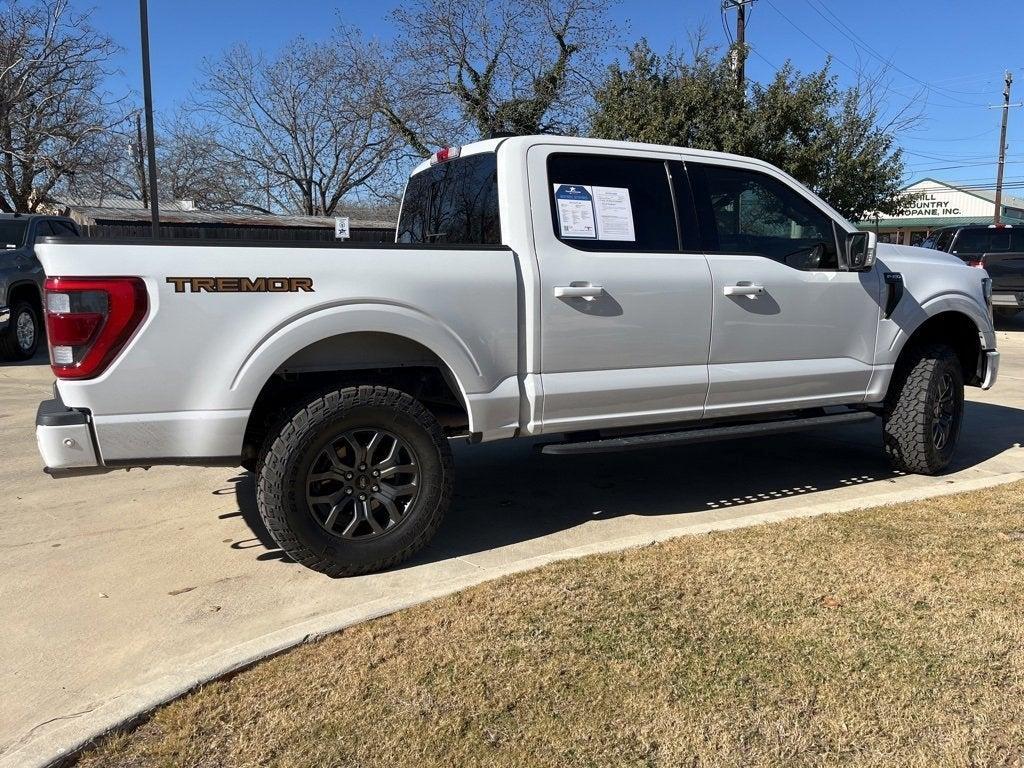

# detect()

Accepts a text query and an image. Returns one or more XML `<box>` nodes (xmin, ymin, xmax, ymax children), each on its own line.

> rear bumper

<box><xmin>981</xmin><ymin>349</ymin><xmax>1000</xmax><ymax>390</ymax></box>
<box><xmin>36</xmin><ymin>394</ymin><xmax>110</xmax><ymax>477</ymax></box>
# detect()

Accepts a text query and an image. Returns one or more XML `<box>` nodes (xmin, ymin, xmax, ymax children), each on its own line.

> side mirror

<box><xmin>846</xmin><ymin>231</ymin><xmax>877</xmax><ymax>271</ymax></box>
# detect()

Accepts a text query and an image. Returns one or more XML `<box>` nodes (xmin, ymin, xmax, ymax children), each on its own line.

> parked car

<box><xmin>33</xmin><ymin>136</ymin><xmax>998</xmax><ymax>576</ymax></box>
<box><xmin>923</xmin><ymin>224</ymin><xmax>1024</xmax><ymax>319</ymax></box>
<box><xmin>0</xmin><ymin>213</ymin><xmax>80</xmax><ymax>360</ymax></box>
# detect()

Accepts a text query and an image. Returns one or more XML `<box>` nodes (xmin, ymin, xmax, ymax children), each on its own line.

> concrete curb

<box><xmin>4</xmin><ymin>469</ymin><xmax>1022</xmax><ymax>768</ymax></box>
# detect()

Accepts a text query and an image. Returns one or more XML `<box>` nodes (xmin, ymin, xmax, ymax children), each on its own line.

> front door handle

<box><xmin>554</xmin><ymin>284</ymin><xmax>604</xmax><ymax>301</ymax></box>
<box><xmin>723</xmin><ymin>283</ymin><xmax>765</xmax><ymax>298</ymax></box>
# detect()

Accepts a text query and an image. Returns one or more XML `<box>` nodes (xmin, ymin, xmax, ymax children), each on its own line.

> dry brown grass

<box><xmin>79</xmin><ymin>481</ymin><xmax>1024</xmax><ymax>768</ymax></box>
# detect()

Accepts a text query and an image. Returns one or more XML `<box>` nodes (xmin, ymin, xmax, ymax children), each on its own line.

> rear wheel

<box><xmin>256</xmin><ymin>385</ymin><xmax>453</xmax><ymax>577</ymax></box>
<box><xmin>0</xmin><ymin>299</ymin><xmax>41</xmax><ymax>361</ymax></box>
<box><xmin>882</xmin><ymin>343</ymin><xmax>964</xmax><ymax>475</ymax></box>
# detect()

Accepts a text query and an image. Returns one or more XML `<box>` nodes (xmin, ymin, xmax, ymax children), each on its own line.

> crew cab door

<box><xmin>527</xmin><ymin>145</ymin><xmax>712</xmax><ymax>433</ymax></box>
<box><xmin>687</xmin><ymin>161</ymin><xmax>882</xmax><ymax>417</ymax></box>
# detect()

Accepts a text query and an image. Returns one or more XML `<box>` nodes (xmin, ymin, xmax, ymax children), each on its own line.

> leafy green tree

<box><xmin>591</xmin><ymin>40</ymin><xmax>909</xmax><ymax>221</ymax></box>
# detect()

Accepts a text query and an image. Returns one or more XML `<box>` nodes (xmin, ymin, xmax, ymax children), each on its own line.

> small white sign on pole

<box><xmin>334</xmin><ymin>216</ymin><xmax>350</xmax><ymax>240</ymax></box>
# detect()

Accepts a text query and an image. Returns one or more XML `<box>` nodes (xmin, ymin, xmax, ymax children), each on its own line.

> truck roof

<box><xmin>0</xmin><ymin>212</ymin><xmax>74</xmax><ymax>222</ymax></box>
<box><xmin>412</xmin><ymin>135</ymin><xmax>774</xmax><ymax>176</ymax></box>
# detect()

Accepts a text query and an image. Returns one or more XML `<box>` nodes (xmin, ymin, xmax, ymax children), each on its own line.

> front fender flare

<box><xmin>886</xmin><ymin>292</ymin><xmax>994</xmax><ymax>360</ymax></box>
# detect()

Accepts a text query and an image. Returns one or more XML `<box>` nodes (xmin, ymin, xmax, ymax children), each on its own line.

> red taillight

<box><xmin>44</xmin><ymin>277</ymin><xmax>148</xmax><ymax>379</ymax></box>
<box><xmin>968</xmin><ymin>257</ymin><xmax>986</xmax><ymax>268</ymax></box>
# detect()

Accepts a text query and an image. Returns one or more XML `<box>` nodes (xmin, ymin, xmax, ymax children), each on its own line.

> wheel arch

<box><xmin>889</xmin><ymin>309</ymin><xmax>986</xmax><ymax>394</ymax></box>
<box><xmin>238</xmin><ymin>324</ymin><xmax>480</xmax><ymax>468</ymax></box>
<box><xmin>6</xmin><ymin>279</ymin><xmax>42</xmax><ymax>313</ymax></box>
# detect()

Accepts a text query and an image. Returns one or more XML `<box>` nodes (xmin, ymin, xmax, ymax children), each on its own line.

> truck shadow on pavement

<box><xmin>226</xmin><ymin>399</ymin><xmax>1024</xmax><ymax>573</ymax></box>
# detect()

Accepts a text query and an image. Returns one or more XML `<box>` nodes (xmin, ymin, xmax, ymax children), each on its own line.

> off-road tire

<box><xmin>882</xmin><ymin>343</ymin><xmax>964</xmax><ymax>475</ymax></box>
<box><xmin>256</xmin><ymin>386</ymin><xmax>453</xmax><ymax>577</ymax></box>
<box><xmin>0</xmin><ymin>299</ymin><xmax>41</xmax><ymax>361</ymax></box>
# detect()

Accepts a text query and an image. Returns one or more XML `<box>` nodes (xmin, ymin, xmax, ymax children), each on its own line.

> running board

<box><xmin>538</xmin><ymin>411</ymin><xmax>877</xmax><ymax>455</ymax></box>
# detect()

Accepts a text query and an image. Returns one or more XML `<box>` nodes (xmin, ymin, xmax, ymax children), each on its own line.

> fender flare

<box><xmin>887</xmin><ymin>292</ymin><xmax>992</xmax><ymax>359</ymax></box>
<box><xmin>229</xmin><ymin>300</ymin><xmax>489</xmax><ymax>421</ymax></box>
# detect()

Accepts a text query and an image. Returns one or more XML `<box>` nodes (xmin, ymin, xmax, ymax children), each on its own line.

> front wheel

<box><xmin>256</xmin><ymin>386</ymin><xmax>453</xmax><ymax>577</ymax></box>
<box><xmin>882</xmin><ymin>343</ymin><xmax>964</xmax><ymax>475</ymax></box>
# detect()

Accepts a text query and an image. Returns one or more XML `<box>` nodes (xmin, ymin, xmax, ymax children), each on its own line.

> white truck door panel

<box><xmin>705</xmin><ymin>256</ymin><xmax>881</xmax><ymax>414</ymax></box>
<box><xmin>688</xmin><ymin>161</ymin><xmax>883</xmax><ymax>416</ymax></box>
<box><xmin>527</xmin><ymin>146</ymin><xmax>712</xmax><ymax>432</ymax></box>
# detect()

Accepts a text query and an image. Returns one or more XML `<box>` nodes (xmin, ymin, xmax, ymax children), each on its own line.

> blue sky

<box><xmin>82</xmin><ymin>1</ymin><xmax>1024</xmax><ymax>191</ymax></box>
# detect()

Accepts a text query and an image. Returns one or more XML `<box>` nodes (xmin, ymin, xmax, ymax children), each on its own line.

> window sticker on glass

<box><xmin>593</xmin><ymin>186</ymin><xmax>635</xmax><ymax>241</ymax></box>
<box><xmin>554</xmin><ymin>184</ymin><xmax>597</xmax><ymax>238</ymax></box>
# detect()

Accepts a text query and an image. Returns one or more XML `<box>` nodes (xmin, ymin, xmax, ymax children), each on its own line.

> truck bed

<box><xmin>34</xmin><ymin>238</ymin><xmax>522</xmax><ymax>463</ymax></box>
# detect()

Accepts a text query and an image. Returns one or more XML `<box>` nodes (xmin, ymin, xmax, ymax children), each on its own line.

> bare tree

<box><xmin>156</xmin><ymin>110</ymin><xmax>253</xmax><ymax>210</ymax></box>
<box><xmin>0</xmin><ymin>0</ymin><xmax>121</xmax><ymax>212</ymax></box>
<box><xmin>346</xmin><ymin>0</ymin><xmax>618</xmax><ymax>157</ymax></box>
<box><xmin>194</xmin><ymin>39</ymin><xmax>401</xmax><ymax>216</ymax></box>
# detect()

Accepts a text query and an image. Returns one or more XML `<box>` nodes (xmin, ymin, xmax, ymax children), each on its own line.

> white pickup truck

<box><xmin>35</xmin><ymin>136</ymin><xmax>999</xmax><ymax>576</ymax></box>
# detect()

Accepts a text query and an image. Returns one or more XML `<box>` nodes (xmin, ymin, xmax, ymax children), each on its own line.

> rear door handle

<box><xmin>723</xmin><ymin>283</ymin><xmax>765</xmax><ymax>297</ymax></box>
<box><xmin>554</xmin><ymin>285</ymin><xmax>604</xmax><ymax>301</ymax></box>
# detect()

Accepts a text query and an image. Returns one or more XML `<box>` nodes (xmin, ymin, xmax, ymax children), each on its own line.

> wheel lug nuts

<box><xmin>359</xmin><ymin>464</ymin><xmax>367</xmax><ymax>470</ymax></box>
<box><xmin>372</xmin><ymin>485</ymin><xmax>379</xmax><ymax>492</ymax></box>
<box><xmin>359</xmin><ymin>494</ymin><xmax>366</xmax><ymax>500</ymax></box>
<box><xmin>346</xmin><ymin>472</ymin><xmax>353</xmax><ymax>479</ymax></box>
<box><xmin>345</xmin><ymin>488</ymin><xmax>353</xmax><ymax>495</ymax></box>
<box><xmin>372</xmin><ymin>470</ymin><xmax>380</xmax><ymax>477</ymax></box>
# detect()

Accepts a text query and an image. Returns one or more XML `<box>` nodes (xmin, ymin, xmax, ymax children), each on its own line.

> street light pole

<box><xmin>139</xmin><ymin>0</ymin><xmax>160</xmax><ymax>240</ymax></box>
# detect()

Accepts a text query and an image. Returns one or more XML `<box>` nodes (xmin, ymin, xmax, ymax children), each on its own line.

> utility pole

<box><xmin>993</xmin><ymin>70</ymin><xmax>1014</xmax><ymax>225</ymax></box>
<box><xmin>139</xmin><ymin>0</ymin><xmax>161</xmax><ymax>239</ymax></box>
<box><xmin>723</xmin><ymin>0</ymin><xmax>755</xmax><ymax>92</ymax></box>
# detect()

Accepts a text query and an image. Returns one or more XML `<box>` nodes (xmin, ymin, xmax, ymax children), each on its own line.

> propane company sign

<box><xmin>903</xmin><ymin>193</ymin><xmax>962</xmax><ymax>217</ymax></box>
<box><xmin>870</xmin><ymin>179</ymin><xmax>996</xmax><ymax>222</ymax></box>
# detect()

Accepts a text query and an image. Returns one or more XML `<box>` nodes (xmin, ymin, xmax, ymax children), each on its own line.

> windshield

<box><xmin>0</xmin><ymin>221</ymin><xmax>28</xmax><ymax>248</ymax></box>
<box><xmin>397</xmin><ymin>153</ymin><xmax>500</xmax><ymax>245</ymax></box>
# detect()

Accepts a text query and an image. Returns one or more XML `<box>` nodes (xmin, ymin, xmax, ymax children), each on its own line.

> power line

<box><xmin>800</xmin><ymin>0</ymin><xmax>991</xmax><ymax>104</ymax></box>
<box><xmin>761</xmin><ymin>0</ymin><xmax>990</xmax><ymax>111</ymax></box>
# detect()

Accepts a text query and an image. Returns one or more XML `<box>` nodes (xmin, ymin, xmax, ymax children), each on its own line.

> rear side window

<box><xmin>950</xmin><ymin>227</ymin><xmax>991</xmax><ymax>253</ymax></box>
<box><xmin>397</xmin><ymin>153</ymin><xmax>500</xmax><ymax>245</ymax></box>
<box><xmin>692</xmin><ymin>164</ymin><xmax>840</xmax><ymax>270</ymax></box>
<box><xmin>546</xmin><ymin>154</ymin><xmax>679</xmax><ymax>251</ymax></box>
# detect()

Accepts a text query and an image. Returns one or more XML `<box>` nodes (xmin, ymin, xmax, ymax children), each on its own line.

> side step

<box><xmin>538</xmin><ymin>411</ymin><xmax>877</xmax><ymax>455</ymax></box>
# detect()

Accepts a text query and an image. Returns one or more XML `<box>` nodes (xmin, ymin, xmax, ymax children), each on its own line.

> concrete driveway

<box><xmin>3</xmin><ymin>319</ymin><xmax>1023</xmax><ymax>767</ymax></box>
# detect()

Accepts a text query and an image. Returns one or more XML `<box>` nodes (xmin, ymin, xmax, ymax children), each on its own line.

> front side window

<box><xmin>546</xmin><ymin>153</ymin><xmax>679</xmax><ymax>251</ymax></box>
<box><xmin>397</xmin><ymin>153</ymin><xmax>500</xmax><ymax>245</ymax></box>
<box><xmin>693</xmin><ymin>164</ymin><xmax>840</xmax><ymax>270</ymax></box>
<box><xmin>933</xmin><ymin>229</ymin><xmax>956</xmax><ymax>252</ymax></box>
